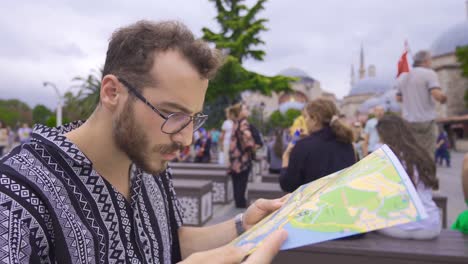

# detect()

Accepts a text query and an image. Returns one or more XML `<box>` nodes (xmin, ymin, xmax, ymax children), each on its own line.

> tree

<box><xmin>202</xmin><ymin>0</ymin><xmax>294</xmax><ymax>127</ymax></box>
<box><xmin>264</xmin><ymin>109</ymin><xmax>301</xmax><ymax>133</ymax></box>
<box><xmin>32</xmin><ymin>104</ymin><xmax>53</xmax><ymax>125</ymax></box>
<box><xmin>0</xmin><ymin>99</ymin><xmax>32</xmax><ymax>127</ymax></box>
<box><xmin>202</xmin><ymin>0</ymin><xmax>268</xmax><ymax>64</ymax></box>
<box><xmin>55</xmin><ymin>68</ymin><xmax>102</xmax><ymax>123</ymax></box>
<box><xmin>455</xmin><ymin>46</ymin><xmax>468</xmax><ymax>108</ymax></box>
<box><xmin>71</xmin><ymin>68</ymin><xmax>102</xmax><ymax>119</ymax></box>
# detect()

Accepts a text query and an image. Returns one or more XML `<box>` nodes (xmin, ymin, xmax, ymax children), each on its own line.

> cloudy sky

<box><xmin>0</xmin><ymin>0</ymin><xmax>466</xmax><ymax>109</ymax></box>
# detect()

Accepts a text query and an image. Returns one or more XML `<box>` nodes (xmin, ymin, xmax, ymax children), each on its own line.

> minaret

<box><xmin>350</xmin><ymin>64</ymin><xmax>355</xmax><ymax>87</ymax></box>
<box><xmin>368</xmin><ymin>65</ymin><xmax>376</xmax><ymax>77</ymax></box>
<box><xmin>359</xmin><ymin>43</ymin><xmax>366</xmax><ymax>79</ymax></box>
<box><xmin>466</xmin><ymin>0</ymin><xmax>468</xmax><ymax>19</ymax></box>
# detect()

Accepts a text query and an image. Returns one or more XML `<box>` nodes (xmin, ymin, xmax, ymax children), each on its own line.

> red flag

<box><xmin>397</xmin><ymin>41</ymin><xmax>410</xmax><ymax>77</ymax></box>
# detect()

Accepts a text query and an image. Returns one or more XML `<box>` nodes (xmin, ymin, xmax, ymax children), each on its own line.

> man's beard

<box><xmin>113</xmin><ymin>101</ymin><xmax>182</xmax><ymax>175</ymax></box>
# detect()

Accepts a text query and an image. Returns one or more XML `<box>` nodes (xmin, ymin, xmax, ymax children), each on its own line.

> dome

<box><xmin>278</xmin><ymin>67</ymin><xmax>315</xmax><ymax>83</ymax></box>
<box><xmin>279</xmin><ymin>67</ymin><xmax>310</xmax><ymax>78</ymax></box>
<box><xmin>358</xmin><ymin>89</ymin><xmax>401</xmax><ymax>113</ymax></box>
<box><xmin>431</xmin><ymin>20</ymin><xmax>468</xmax><ymax>57</ymax></box>
<box><xmin>349</xmin><ymin>77</ymin><xmax>394</xmax><ymax>96</ymax></box>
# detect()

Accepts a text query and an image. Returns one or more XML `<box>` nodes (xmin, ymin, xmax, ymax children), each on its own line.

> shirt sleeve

<box><xmin>0</xmin><ymin>191</ymin><xmax>47</xmax><ymax>263</ymax></box>
<box><xmin>394</xmin><ymin>74</ymin><xmax>404</xmax><ymax>96</ymax></box>
<box><xmin>164</xmin><ymin>169</ymin><xmax>184</xmax><ymax>228</ymax></box>
<box><xmin>426</xmin><ymin>70</ymin><xmax>441</xmax><ymax>90</ymax></box>
<box><xmin>279</xmin><ymin>143</ymin><xmax>307</xmax><ymax>192</ymax></box>
<box><xmin>364</xmin><ymin>120</ymin><xmax>372</xmax><ymax>134</ymax></box>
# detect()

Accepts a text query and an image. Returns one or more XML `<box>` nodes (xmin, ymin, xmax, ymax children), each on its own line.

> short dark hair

<box><xmin>103</xmin><ymin>20</ymin><xmax>222</xmax><ymax>90</ymax></box>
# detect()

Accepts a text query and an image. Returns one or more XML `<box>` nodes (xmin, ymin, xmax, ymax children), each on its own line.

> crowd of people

<box><xmin>0</xmin><ymin>121</ymin><xmax>32</xmax><ymax>156</ymax></box>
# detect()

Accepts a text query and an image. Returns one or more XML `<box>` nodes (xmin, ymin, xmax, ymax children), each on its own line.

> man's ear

<box><xmin>100</xmin><ymin>75</ymin><xmax>126</xmax><ymax>111</ymax></box>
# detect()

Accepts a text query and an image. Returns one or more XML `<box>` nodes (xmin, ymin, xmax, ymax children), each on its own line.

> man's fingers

<box><xmin>279</xmin><ymin>194</ymin><xmax>291</xmax><ymax>203</ymax></box>
<box><xmin>244</xmin><ymin>230</ymin><xmax>288</xmax><ymax>264</ymax></box>
<box><xmin>254</xmin><ymin>198</ymin><xmax>283</xmax><ymax>213</ymax></box>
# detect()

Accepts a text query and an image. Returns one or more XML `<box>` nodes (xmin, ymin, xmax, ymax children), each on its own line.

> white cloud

<box><xmin>0</xmin><ymin>0</ymin><xmax>465</xmax><ymax>109</ymax></box>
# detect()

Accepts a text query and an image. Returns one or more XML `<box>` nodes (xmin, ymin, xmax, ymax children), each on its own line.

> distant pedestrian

<box><xmin>17</xmin><ymin>123</ymin><xmax>32</xmax><ymax>144</ymax></box>
<box><xmin>0</xmin><ymin>121</ymin><xmax>7</xmax><ymax>156</ymax></box>
<box><xmin>267</xmin><ymin>129</ymin><xmax>285</xmax><ymax>174</ymax></box>
<box><xmin>435</xmin><ymin>128</ymin><xmax>450</xmax><ymax>167</ymax></box>
<box><xmin>228</xmin><ymin>103</ymin><xmax>256</xmax><ymax>208</ymax></box>
<box><xmin>194</xmin><ymin>128</ymin><xmax>212</xmax><ymax>163</ymax></box>
<box><xmin>219</xmin><ymin>107</ymin><xmax>234</xmax><ymax>165</ymax></box>
<box><xmin>363</xmin><ymin>105</ymin><xmax>385</xmax><ymax>156</ymax></box>
<box><xmin>280</xmin><ymin>98</ymin><xmax>356</xmax><ymax>192</ymax></box>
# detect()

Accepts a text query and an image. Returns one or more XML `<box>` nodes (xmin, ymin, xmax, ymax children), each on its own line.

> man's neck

<box><xmin>65</xmin><ymin>112</ymin><xmax>132</xmax><ymax>199</ymax></box>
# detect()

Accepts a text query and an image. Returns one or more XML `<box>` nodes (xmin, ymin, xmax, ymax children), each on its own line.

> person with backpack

<box><xmin>228</xmin><ymin>103</ymin><xmax>257</xmax><ymax>208</ymax></box>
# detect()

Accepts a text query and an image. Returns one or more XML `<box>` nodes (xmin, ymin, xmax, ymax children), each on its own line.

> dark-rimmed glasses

<box><xmin>117</xmin><ymin>77</ymin><xmax>208</xmax><ymax>134</ymax></box>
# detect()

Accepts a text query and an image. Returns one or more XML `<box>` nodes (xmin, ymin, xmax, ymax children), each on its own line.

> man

<box><xmin>395</xmin><ymin>50</ymin><xmax>447</xmax><ymax>158</ymax></box>
<box><xmin>219</xmin><ymin>107</ymin><xmax>234</xmax><ymax>165</ymax></box>
<box><xmin>363</xmin><ymin>105</ymin><xmax>385</xmax><ymax>156</ymax></box>
<box><xmin>0</xmin><ymin>21</ymin><xmax>286</xmax><ymax>263</ymax></box>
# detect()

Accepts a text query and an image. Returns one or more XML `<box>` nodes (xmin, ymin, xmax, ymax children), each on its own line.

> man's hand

<box><xmin>180</xmin><ymin>230</ymin><xmax>288</xmax><ymax>264</ymax></box>
<box><xmin>243</xmin><ymin>195</ymin><xmax>290</xmax><ymax>230</ymax></box>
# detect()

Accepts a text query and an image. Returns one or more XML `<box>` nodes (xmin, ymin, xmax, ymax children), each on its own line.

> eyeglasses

<box><xmin>117</xmin><ymin>77</ymin><xmax>208</xmax><ymax>135</ymax></box>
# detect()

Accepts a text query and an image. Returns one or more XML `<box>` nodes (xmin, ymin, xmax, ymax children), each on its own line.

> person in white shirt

<box><xmin>17</xmin><ymin>123</ymin><xmax>32</xmax><ymax>144</ymax></box>
<box><xmin>219</xmin><ymin>107</ymin><xmax>234</xmax><ymax>165</ymax></box>
<box><xmin>395</xmin><ymin>50</ymin><xmax>447</xmax><ymax>159</ymax></box>
<box><xmin>363</xmin><ymin>105</ymin><xmax>385</xmax><ymax>156</ymax></box>
<box><xmin>376</xmin><ymin>115</ymin><xmax>440</xmax><ymax>240</ymax></box>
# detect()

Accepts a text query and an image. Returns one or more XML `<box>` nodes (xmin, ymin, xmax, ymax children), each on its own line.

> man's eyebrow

<box><xmin>157</xmin><ymin>102</ymin><xmax>201</xmax><ymax>114</ymax></box>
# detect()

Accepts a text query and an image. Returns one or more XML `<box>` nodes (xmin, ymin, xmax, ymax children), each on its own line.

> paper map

<box><xmin>232</xmin><ymin>145</ymin><xmax>428</xmax><ymax>251</ymax></box>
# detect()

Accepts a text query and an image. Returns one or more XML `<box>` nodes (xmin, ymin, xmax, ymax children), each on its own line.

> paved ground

<box><xmin>437</xmin><ymin>150</ymin><xmax>466</xmax><ymax>227</ymax></box>
<box><xmin>207</xmin><ymin>150</ymin><xmax>467</xmax><ymax>228</ymax></box>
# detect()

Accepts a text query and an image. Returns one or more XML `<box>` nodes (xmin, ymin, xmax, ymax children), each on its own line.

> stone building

<box><xmin>430</xmin><ymin>0</ymin><xmax>468</xmax><ymax>117</ymax></box>
<box><xmin>340</xmin><ymin>45</ymin><xmax>396</xmax><ymax>119</ymax></box>
<box><xmin>241</xmin><ymin>67</ymin><xmax>336</xmax><ymax>118</ymax></box>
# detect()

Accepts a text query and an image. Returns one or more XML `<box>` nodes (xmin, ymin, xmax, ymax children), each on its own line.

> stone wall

<box><xmin>433</xmin><ymin>54</ymin><xmax>468</xmax><ymax>117</ymax></box>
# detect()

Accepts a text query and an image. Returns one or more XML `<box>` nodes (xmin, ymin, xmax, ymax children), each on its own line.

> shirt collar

<box><xmin>31</xmin><ymin>121</ymin><xmax>93</xmax><ymax>166</ymax></box>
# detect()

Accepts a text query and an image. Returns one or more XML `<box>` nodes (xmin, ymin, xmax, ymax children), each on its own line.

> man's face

<box><xmin>114</xmin><ymin>50</ymin><xmax>208</xmax><ymax>174</ymax></box>
<box><xmin>374</xmin><ymin>107</ymin><xmax>385</xmax><ymax>119</ymax></box>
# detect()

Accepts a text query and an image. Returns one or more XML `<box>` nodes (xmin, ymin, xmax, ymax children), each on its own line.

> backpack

<box><xmin>249</xmin><ymin>124</ymin><xmax>263</xmax><ymax>148</ymax></box>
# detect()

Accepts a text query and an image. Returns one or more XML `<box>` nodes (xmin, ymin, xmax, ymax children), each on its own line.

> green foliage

<box><xmin>68</xmin><ymin>68</ymin><xmax>102</xmax><ymax>120</ymax></box>
<box><xmin>202</xmin><ymin>0</ymin><xmax>269</xmax><ymax>64</ymax></box>
<box><xmin>0</xmin><ymin>99</ymin><xmax>32</xmax><ymax>127</ymax></box>
<box><xmin>202</xmin><ymin>0</ymin><xmax>294</xmax><ymax>127</ymax></box>
<box><xmin>455</xmin><ymin>46</ymin><xmax>468</xmax><ymax>108</ymax></box>
<box><xmin>32</xmin><ymin>104</ymin><xmax>52</xmax><ymax>125</ymax></box>
<box><xmin>45</xmin><ymin>115</ymin><xmax>70</xmax><ymax>128</ymax></box>
<box><xmin>264</xmin><ymin>109</ymin><xmax>301</xmax><ymax>133</ymax></box>
<box><xmin>247</xmin><ymin>104</ymin><xmax>266</xmax><ymax>133</ymax></box>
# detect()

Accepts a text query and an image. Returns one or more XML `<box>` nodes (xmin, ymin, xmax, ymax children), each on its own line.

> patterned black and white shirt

<box><xmin>0</xmin><ymin>122</ymin><xmax>184</xmax><ymax>264</ymax></box>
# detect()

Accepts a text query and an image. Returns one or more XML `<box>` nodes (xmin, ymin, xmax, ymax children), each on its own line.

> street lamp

<box><xmin>43</xmin><ymin>82</ymin><xmax>63</xmax><ymax>127</ymax></box>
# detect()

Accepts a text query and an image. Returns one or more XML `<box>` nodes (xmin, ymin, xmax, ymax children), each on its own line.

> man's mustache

<box><xmin>154</xmin><ymin>143</ymin><xmax>185</xmax><ymax>154</ymax></box>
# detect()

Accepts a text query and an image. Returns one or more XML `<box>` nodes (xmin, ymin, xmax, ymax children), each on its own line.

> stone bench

<box><xmin>173</xmin><ymin>179</ymin><xmax>213</xmax><ymax>227</ymax></box>
<box><xmin>432</xmin><ymin>192</ymin><xmax>448</xmax><ymax>228</ymax></box>
<box><xmin>171</xmin><ymin>169</ymin><xmax>233</xmax><ymax>204</ymax></box>
<box><xmin>247</xmin><ymin>182</ymin><xmax>287</xmax><ymax>205</ymax></box>
<box><xmin>262</xmin><ymin>173</ymin><xmax>279</xmax><ymax>183</ymax></box>
<box><xmin>273</xmin><ymin>230</ymin><xmax>468</xmax><ymax>264</ymax></box>
<box><xmin>247</xmin><ymin>183</ymin><xmax>448</xmax><ymax>228</ymax></box>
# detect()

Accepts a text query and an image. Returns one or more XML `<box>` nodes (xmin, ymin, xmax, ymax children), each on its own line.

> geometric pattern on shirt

<box><xmin>0</xmin><ymin>122</ymin><xmax>184</xmax><ymax>264</ymax></box>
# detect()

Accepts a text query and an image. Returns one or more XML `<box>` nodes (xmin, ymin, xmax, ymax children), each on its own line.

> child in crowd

<box><xmin>376</xmin><ymin>115</ymin><xmax>441</xmax><ymax>240</ymax></box>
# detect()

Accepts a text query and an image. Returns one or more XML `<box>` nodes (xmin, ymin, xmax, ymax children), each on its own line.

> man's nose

<box><xmin>172</xmin><ymin>122</ymin><xmax>194</xmax><ymax>146</ymax></box>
